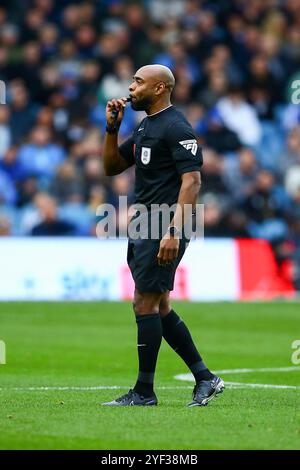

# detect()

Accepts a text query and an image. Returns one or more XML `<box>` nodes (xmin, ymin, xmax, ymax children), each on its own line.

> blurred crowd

<box><xmin>1</xmin><ymin>0</ymin><xmax>300</xmax><ymax>287</ymax></box>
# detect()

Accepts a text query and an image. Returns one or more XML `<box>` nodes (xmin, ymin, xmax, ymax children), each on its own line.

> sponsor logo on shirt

<box><xmin>141</xmin><ymin>147</ymin><xmax>151</xmax><ymax>164</ymax></box>
<box><xmin>179</xmin><ymin>139</ymin><xmax>198</xmax><ymax>156</ymax></box>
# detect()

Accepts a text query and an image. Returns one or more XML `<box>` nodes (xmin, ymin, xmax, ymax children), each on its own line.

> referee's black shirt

<box><xmin>119</xmin><ymin>106</ymin><xmax>203</xmax><ymax>208</ymax></box>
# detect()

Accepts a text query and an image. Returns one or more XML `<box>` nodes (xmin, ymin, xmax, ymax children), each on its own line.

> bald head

<box><xmin>136</xmin><ymin>64</ymin><xmax>175</xmax><ymax>92</ymax></box>
<box><xmin>129</xmin><ymin>64</ymin><xmax>175</xmax><ymax>113</ymax></box>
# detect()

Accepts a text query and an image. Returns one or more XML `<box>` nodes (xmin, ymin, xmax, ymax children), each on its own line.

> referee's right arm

<box><xmin>103</xmin><ymin>98</ymin><xmax>133</xmax><ymax>176</ymax></box>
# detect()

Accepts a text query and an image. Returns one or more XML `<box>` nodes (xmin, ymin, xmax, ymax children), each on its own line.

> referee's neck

<box><xmin>146</xmin><ymin>99</ymin><xmax>172</xmax><ymax>116</ymax></box>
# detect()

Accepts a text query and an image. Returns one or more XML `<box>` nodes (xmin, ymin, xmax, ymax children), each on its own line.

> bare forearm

<box><xmin>157</xmin><ymin>175</ymin><xmax>200</xmax><ymax>265</ymax></box>
<box><xmin>157</xmin><ymin>172</ymin><xmax>200</xmax><ymax>264</ymax></box>
<box><xmin>171</xmin><ymin>174</ymin><xmax>201</xmax><ymax>229</ymax></box>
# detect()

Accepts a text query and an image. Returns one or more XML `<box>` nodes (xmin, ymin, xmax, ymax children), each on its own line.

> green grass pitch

<box><xmin>0</xmin><ymin>301</ymin><xmax>299</xmax><ymax>450</ymax></box>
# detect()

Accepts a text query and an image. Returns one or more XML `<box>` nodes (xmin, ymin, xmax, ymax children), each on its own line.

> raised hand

<box><xmin>106</xmin><ymin>97</ymin><xmax>128</xmax><ymax>130</ymax></box>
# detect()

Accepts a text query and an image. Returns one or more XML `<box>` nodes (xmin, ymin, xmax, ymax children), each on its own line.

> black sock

<box><xmin>161</xmin><ymin>309</ymin><xmax>214</xmax><ymax>383</ymax></box>
<box><xmin>133</xmin><ymin>313</ymin><xmax>162</xmax><ymax>397</ymax></box>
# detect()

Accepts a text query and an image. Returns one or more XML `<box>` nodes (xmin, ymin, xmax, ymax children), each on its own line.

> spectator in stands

<box><xmin>154</xmin><ymin>40</ymin><xmax>200</xmax><ymax>86</ymax></box>
<box><xmin>83</xmin><ymin>157</ymin><xmax>105</xmax><ymax>202</ymax></box>
<box><xmin>98</xmin><ymin>55</ymin><xmax>134</xmax><ymax>105</ymax></box>
<box><xmin>94</xmin><ymin>32</ymin><xmax>126</xmax><ymax>76</ymax></box>
<box><xmin>0</xmin><ymin>46</ymin><xmax>12</xmax><ymax>81</ymax></box>
<box><xmin>75</xmin><ymin>23</ymin><xmax>96</xmax><ymax>59</ymax></box>
<box><xmin>241</xmin><ymin>169</ymin><xmax>291</xmax><ymax>242</ymax></box>
<box><xmin>200</xmin><ymin>148</ymin><xmax>231</xmax><ymax>201</ymax></box>
<box><xmin>0</xmin><ymin>23</ymin><xmax>20</xmax><ymax>59</ymax></box>
<box><xmin>197</xmin><ymin>71</ymin><xmax>228</xmax><ymax>109</ymax></box>
<box><xmin>223</xmin><ymin>148</ymin><xmax>258</xmax><ymax>203</ymax></box>
<box><xmin>203</xmin><ymin>108</ymin><xmax>241</xmax><ymax>153</ymax></box>
<box><xmin>88</xmin><ymin>184</ymin><xmax>106</xmax><ymax>213</ymax></box>
<box><xmin>285</xmin><ymin>159</ymin><xmax>300</xmax><ymax>201</ymax></box>
<box><xmin>39</xmin><ymin>23</ymin><xmax>59</xmax><ymax>60</ymax></box>
<box><xmin>78</xmin><ymin>60</ymin><xmax>102</xmax><ymax>109</ymax></box>
<box><xmin>54</xmin><ymin>38</ymin><xmax>81</xmax><ymax>79</ymax></box>
<box><xmin>0</xmin><ymin>105</ymin><xmax>11</xmax><ymax>159</ymax></box>
<box><xmin>216</xmin><ymin>86</ymin><xmax>262</xmax><ymax>146</ymax></box>
<box><xmin>246</xmin><ymin>54</ymin><xmax>279</xmax><ymax>120</ymax></box>
<box><xmin>20</xmin><ymin>7</ymin><xmax>46</xmax><ymax>43</ymax></box>
<box><xmin>17</xmin><ymin>125</ymin><xmax>65</xmax><ymax>183</ymax></box>
<box><xmin>209</xmin><ymin>44</ymin><xmax>243</xmax><ymax>86</ymax></box>
<box><xmin>202</xmin><ymin>193</ymin><xmax>227</xmax><ymax>238</ymax></box>
<box><xmin>185</xmin><ymin>103</ymin><xmax>206</xmax><ymax>136</ymax></box>
<box><xmin>0</xmin><ymin>168</ymin><xmax>17</xmax><ymax>205</ymax></box>
<box><xmin>18</xmin><ymin>176</ymin><xmax>39</xmax><ymax>208</ymax></box>
<box><xmin>0</xmin><ymin>145</ymin><xmax>25</xmax><ymax>184</ymax></box>
<box><xmin>19</xmin><ymin>41</ymin><xmax>41</xmax><ymax>99</ymax></box>
<box><xmin>135</xmin><ymin>24</ymin><xmax>164</xmax><ymax>68</ymax></box>
<box><xmin>31</xmin><ymin>192</ymin><xmax>75</xmax><ymax>236</ymax></box>
<box><xmin>60</xmin><ymin>4</ymin><xmax>81</xmax><ymax>39</ymax></box>
<box><xmin>0</xmin><ymin>213</ymin><xmax>11</xmax><ymax>236</ymax></box>
<box><xmin>279</xmin><ymin>126</ymin><xmax>300</xmax><ymax>174</ymax></box>
<box><xmin>107</xmin><ymin>173</ymin><xmax>134</xmax><ymax>207</ymax></box>
<box><xmin>50</xmin><ymin>160</ymin><xmax>83</xmax><ymax>203</ymax></box>
<box><xmin>9</xmin><ymin>81</ymin><xmax>38</xmax><ymax>144</ymax></box>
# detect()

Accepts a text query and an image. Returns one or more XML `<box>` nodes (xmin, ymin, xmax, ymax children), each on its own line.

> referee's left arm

<box><xmin>157</xmin><ymin>171</ymin><xmax>201</xmax><ymax>266</ymax></box>
<box><xmin>157</xmin><ymin>119</ymin><xmax>203</xmax><ymax>266</ymax></box>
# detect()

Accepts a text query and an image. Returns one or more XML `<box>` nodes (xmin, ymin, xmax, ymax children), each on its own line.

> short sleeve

<box><xmin>119</xmin><ymin>136</ymin><xmax>135</xmax><ymax>166</ymax></box>
<box><xmin>165</xmin><ymin>120</ymin><xmax>203</xmax><ymax>174</ymax></box>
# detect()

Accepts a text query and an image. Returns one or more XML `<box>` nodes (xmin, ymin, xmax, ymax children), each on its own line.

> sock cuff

<box><xmin>136</xmin><ymin>313</ymin><xmax>160</xmax><ymax>323</ymax></box>
<box><xmin>190</xmin><ymin>361</ymin><xmax>208</xmax><ymax>373</ymax></box>
<box><xmin>161</xmin><ymin>309</ymin><xmax>180</xmax><ymax>325</ymax></box>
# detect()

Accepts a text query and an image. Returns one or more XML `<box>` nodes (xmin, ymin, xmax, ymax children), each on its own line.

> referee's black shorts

<box><xmin>127</xmin><ymin>236</ymin><xmax>189</xmax><ymax>293</ymax></box>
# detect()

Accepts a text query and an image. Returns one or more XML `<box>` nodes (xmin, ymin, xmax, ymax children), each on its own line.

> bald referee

<box><xmin>102</xmin><ymin>65</ymin><xmax>224</xmax><ymax>407</ymax></box>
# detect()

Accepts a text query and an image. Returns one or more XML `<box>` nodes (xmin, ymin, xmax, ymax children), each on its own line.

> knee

<box><xmin>159</xmin><ymin>294</ymin><xmax>171</xmax><ymax>317</ymax></box>
<box><xmin>132</xmin><ymin>290</ymin><xmax>161</xmax><ymax>316</ymax></box>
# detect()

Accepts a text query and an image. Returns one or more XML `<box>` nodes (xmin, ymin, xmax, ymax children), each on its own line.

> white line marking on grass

<box><xmin>11</xmin><ymin>386</ymin><xmax>126</xmax><ymax>391</ymax></box>
<box><xmin>214</xmin><ymin>366</ymin><xmax>300</xmax><ymax>374</ymax></box>
<box><xmin>0</xmin><ymin>383</ymin><xmax>299</xmax><ymax>392</ymax></box>
<box><xmin>175</xmin><ymin>366</ymin><xmax>300</xmax><ymax>383</ymax></box>
<box><xmin>225</xmin><ymin>382</ymin><xmax>300</xmax><ymax>390</ymax></box>
<box><xmin>0</xmin><ymin>385</ymin><xmax>194</xmax><ymax>392</ymax></box>
<box><xmin>175</xmin><ymin>366</ymin><xmax>300</xmax><ymax>390</ymax></box>
<box><xmin>0</xmin><ymin>367</ymin><xmax>299</xmax><ymax>392</ymax></box>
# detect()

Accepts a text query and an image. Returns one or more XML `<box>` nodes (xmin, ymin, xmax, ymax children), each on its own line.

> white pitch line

<box><xmin>225</xmin><ymin>381</ymin><xmax>300</xmax><ymax>390</ymax></box>
<box><xmin>214</xmin><ymin>366</ymin><xmax>300</xmax><ymax>374</ymax></box>
<box><xmin>0</xmin><ymin>385</ymin><xmax>193</xmax><ymax>392</ymax></box>
<box><xmin>175</xmin><ymin>366</ymin><xmax>300</xmax><ymax>383</ymax></box>
<box><xmin>175</xmin><ymin>366</ymin><xmax>300</xmax><ymax>390</ymax></box>
<box><xmin>0</xmin><ymin>386</ymin><xmax>123</xmax><ymax>392</ymax></box>
<box><xmin>0</xmin><ymin>383</ymin><xmax>299</xmax><ymax>391</ymax></box>
<box><xmin>0</xmin><ymin>367</ymin><xmax>299</xmax><ymax>392</ymax></box>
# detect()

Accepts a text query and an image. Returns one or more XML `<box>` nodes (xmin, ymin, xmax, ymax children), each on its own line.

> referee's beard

<box><xmin>131</xmin><ymin>96</ymin><xmax>153</xmax><ymax>112</ymax></box>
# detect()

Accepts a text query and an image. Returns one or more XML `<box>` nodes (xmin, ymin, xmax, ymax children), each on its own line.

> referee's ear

<box><xmin>155</xmin><ymin>82</ymin><xmax>166</xmax><ymax>96</ymax></box>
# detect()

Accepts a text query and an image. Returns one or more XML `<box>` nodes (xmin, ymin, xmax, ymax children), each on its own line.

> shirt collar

<box><xmin>147</xmin><ymin>105</ymin><xmax>173</xmax><ymax>117</ymax></box>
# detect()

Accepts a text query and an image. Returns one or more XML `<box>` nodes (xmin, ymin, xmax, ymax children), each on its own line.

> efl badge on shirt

<box><xmin>141</xmin><ymin>147</ymin><xmax>151</xmax><ymax>164</ymax></box>
<box><xmin>179</xmin><ymin>139</ymin><xmax>198</xmax><ymax>156</ymax></box>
